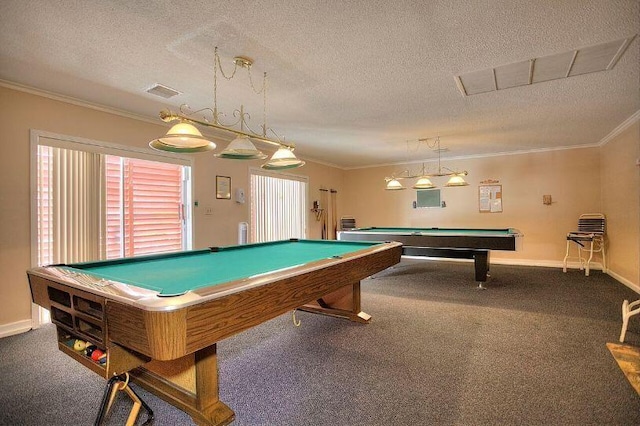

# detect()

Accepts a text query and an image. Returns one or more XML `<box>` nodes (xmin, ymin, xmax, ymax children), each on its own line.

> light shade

<box><xmin>216</xmin><ymin>135</ymin><xmax>267</xmax><ymax>159</ymax></box>
<box><xmin>445</xmin><ymin>175</ymin><xmax>469</xmax><ymax>187</ymax></box>
<box><xmin>261</xmin><ymin>147</ymin><xmax>305</xmax><ymax>170</ymax></box>
<box><xmin>385</xmin><ymin>179</ymin><xmax>405</xmax><ymax>190</ymax></box>
<box><xmin>149</xmin><ymin>122</ymin><xmax>216</xmax><ymax>153</ymax></box>
<box><xmin>413</xmin><ymin>176</ymin><xmax>435</xmax><ymax>189</ymax></box>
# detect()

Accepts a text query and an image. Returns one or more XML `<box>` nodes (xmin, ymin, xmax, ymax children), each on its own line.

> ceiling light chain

<box><xmin>384</xmin><ymin>136</ymin><xmax>468</xmax><ymax>190</ymax></box>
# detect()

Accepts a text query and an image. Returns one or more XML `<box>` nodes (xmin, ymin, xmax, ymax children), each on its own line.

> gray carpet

<box><xmin>1</xmin><ymin>260</ymin><xmax>639</xmax><ymax>425</ymax></box>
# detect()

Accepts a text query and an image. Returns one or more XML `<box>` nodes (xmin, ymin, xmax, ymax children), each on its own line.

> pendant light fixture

<box><xmin>384</xmin><ymin>137</ymin><xmax>468</xmax><ymax>190</ymax></box>
<box><xmin>150</xmin><ymin>47</ymin><xmax>304</xmax><ymax>169</ymax></box>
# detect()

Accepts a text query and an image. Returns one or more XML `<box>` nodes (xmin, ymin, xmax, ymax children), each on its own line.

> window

<box><xmin>250</xmin><ymin>169</ymin><xmax>308</xmax><ymax>243</ymax></box>
<box><xmin>32</xmin><ymin>133</ymin><xmax>192</xmax><ymax>267</ymax></box>
<box><xmin>105</xmin><ymin>156</ymin><xmax>186</xmax><ymax>258</ymax></box>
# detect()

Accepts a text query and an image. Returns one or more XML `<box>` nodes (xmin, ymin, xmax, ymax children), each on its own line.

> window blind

<box><xmin>105</xmin><ymin>156</ymin><xmax>184</xmax><ymax>258</ymax></box>
<box><xmin>250</xmin><ymin>170</ymin><xmax>307</xmax><ymax>243</ymax></box>
<box><xmin>36</xmin><ymin>146</ymin><xmax>102</xmax><ymax>265</ymax></box>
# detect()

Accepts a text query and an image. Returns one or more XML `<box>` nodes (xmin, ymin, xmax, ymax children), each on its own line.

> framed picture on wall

<box><xmin>216</xmin><ymin>175</ymin><xmax>231</xmax><ymax>199</ymax></box>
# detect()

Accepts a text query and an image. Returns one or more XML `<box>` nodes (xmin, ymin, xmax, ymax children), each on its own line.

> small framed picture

<box><xmin>216</xmin><ymin>175</ymin><xmax>231</xmax><ymax>199</ymax></box>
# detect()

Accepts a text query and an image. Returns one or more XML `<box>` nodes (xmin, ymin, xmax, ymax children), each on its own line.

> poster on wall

<box><xmin>479</xmin><ymin>180</ymin><xmax>502</xmax><ymax>213</ymax></box>
<box><xmin>216</xmin><ymin>175</ymin><xmax>231</xmax><ymax>199</ymax></box>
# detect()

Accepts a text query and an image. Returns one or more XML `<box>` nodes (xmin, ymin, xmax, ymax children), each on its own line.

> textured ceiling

<box><xmin>0</xmin><ymin>0</ymin><xmax>638</xmax><ymax>169</ymax></box>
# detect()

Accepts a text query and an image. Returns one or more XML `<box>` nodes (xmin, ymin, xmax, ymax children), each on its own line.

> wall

<box><xmin>600</xmin><ymin>120</ymin><xmax>640</xmax><ymax>289</ymax></box>
<box><xmin>0</xmin><ymin>85</ymin><xmax>345</xmax><ymax>332</ymax></box>
<box><xmin>342</xmin><ymin>148</ymin><xmax>603</xmax><ymax>264</ymax></box>
<box><xmin>2</xmin><ymin>84</ymin><xmax>637</xmax><ymax>333</ymax></box>
<box><xmin>194</xmin><ymin>153</ymin><xmax>346</xmax><ymax>246</ymax></box>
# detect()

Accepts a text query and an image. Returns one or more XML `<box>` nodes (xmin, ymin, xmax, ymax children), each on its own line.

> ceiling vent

<box><xmin>454</xmin><ymin>35</ymin><xmax>636</xmax><ymax>96</ymax></box>
<box><xmin>146</xmin><ymin>83</ymin><xmax>181</xmax><ymax>99</ymax></box>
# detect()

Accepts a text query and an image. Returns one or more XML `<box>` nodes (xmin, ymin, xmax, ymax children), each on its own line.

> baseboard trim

<box><xmin>606</xmin><ymin>269</ymin><xmax>640</xmax><ymax>293</ymax></box>
<box><xmin>401</xmin><ymin>256</ymin><xmax>640</xmax><ymax>291</ymax></box>
<box><xmin>403</xmin><ymin>255</ymin><xmax>603</xmax><ymax>270</ymax></box>
<box><xmin>0</xmin><ymin>319</ymin><xmax>32</xmax><ymax>338</ymax></box>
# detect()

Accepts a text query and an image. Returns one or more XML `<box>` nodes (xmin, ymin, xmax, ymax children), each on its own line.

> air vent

<box><xmin>454</xmin><ymin>35</ymin><xmax>636</xmax><ymax>96</ymax></box>
<box><xmin>146</xmin><ymin>83</ymin><xmax>181</xmax><ymax>99</ymax></box>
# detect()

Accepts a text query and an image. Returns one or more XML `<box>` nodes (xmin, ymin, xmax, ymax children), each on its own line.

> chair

<box><xmin>562</xmin><ymin>213</ymin><xmax>606</xmax><ymax>276</ymax></box>
<box><xmin>340</xmin><ymin>216</ymin><xmax>357</xmax><ymax>230</ymax></box>
<box><xmin>619</xmin><ymin>299</ymin><xmax>640</xmax><ymax>342</ymax></box>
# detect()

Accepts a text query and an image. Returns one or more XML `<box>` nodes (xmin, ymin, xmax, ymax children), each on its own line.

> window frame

<box><xmin>29</xmin><ymin>129</ymin><xmax>195</xmax><ymax>268</ymax></box>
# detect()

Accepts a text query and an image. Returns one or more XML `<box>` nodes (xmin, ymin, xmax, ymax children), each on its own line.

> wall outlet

<box><xmin>205</xmin><ymin>206</ymin><xmax>213</xmax><ymax>215</ymax></box>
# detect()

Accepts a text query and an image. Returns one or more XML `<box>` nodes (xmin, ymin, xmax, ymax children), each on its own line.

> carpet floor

<box><xmin>1</xmin><ymin>260</ymin><xmax>639</xmax><ymax>425</ymax></box>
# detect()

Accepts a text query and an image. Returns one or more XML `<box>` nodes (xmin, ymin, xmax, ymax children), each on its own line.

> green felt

<box><xmin>64</xmin><ymin>240</ymin><xmax>379</xmax><ymax>296</ymax></box>
<box><xmin>356</xmin><ymin>227</ymin><xmax>514</xmax><ymax>236</ymax></box>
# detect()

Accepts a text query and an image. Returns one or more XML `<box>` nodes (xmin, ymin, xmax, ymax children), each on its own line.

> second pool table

<box><xmin>337</xmin><ymin>227</ymin><xmax>522</xmax><ymax>286</ymax></box>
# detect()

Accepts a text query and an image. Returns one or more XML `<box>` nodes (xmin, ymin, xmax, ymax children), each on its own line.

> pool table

<box><xmin>337</xmin><ymin>227</ymin><xmax>522</xmax><ymax>287</ymax></box>
<box><xmin>26</xmin><ymin>239</ymin><xmax>402</xmax><ymax>426</ymax></box>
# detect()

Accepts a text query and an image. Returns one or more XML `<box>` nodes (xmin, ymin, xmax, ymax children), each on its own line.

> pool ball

<box><xmin>73</xmin><ymin>340</ymin><xmax>87</xmax><ymax>352</ymax></box>
<box><xmin>85</xmin><ymin>345</ymin><xmax>97</xmax><ymax>357</ymax></box>
<box><xmin>91</xmin><ymin>349</ymin><xmax>104</xmax><ymax>361</ymax></box>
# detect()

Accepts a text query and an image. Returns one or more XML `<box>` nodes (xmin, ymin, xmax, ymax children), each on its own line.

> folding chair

<box><xmin>562</xmin><ymin>213</ymin><xmax>606</xmax><ymax>276</ymax></box>
<box><xmin>620</xmin><ymin>299</ymin><xmax>640</xmax><ymax>342</ymax></box>
<box><xmin>340</xmin><ymin>216</ymin><xmax>357</xmax><ymax>230</ymax></box>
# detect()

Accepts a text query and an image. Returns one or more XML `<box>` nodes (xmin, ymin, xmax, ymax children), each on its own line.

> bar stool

<box><xmin>562</xmin><ymin>213</ymin><xmax>606</xmax><ymax>276</ymax></box>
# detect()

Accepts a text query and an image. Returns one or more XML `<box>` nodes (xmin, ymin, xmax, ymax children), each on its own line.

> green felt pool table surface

<box><xmin>63</xmin><ymin>239</ymin><xmax>382</xmax><ymax>296</ymax></box>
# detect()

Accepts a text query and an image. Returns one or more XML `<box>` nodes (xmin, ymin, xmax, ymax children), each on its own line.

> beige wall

<box><xmin>0</xmin><ymin>86</ymin><xmax>344</xmax><ymax>328</ymax></box>
<box><xmin>342</xmin><ymin>148</ymin><xmax>603</xmax><ymax>263</ymax></box>
<box><xmin>601</xmin><ymin>121</ymin><xmax>640</xmax><ymax>286</ymax></box>
<box><xmin>194</xmin><ymin>152</ymin><xmax>346</xmax><ymax>247</ymax></box>
<box><xmin>1</xmin><ymin>85</ymin><xmax>638</xmax><ymax>331</ymax></box>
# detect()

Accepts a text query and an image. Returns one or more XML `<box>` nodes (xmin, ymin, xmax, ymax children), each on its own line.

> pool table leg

<box><xmin>130</xmin><ymin>344</ymin><xmax>235</xmax><ymax>426</ymax></box>
<box><xmin>298</xmin><ymin>281</ymin><xmax>371</xmax><ymax>323</ymax></box>
<box><xmin>474</xmin><ymin>250</ymin><xmax>490</xmax><ymax>289</ymax></box>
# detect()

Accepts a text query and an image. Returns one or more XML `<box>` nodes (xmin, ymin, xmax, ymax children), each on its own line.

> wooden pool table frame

<box><xmin>27</xmin><ymin>240</ymin><xmax>402</xmax><ymax>426</ymax></box>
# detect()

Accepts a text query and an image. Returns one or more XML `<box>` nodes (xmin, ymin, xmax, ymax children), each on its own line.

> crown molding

<box><xmin>0</xmin><ymin>79</ymin><xmax>161</xmax><ymax>125</ymax></box>
<box><xmin>598</xmin><ymin>110</ymin><xmax>640</xmax><ymax>146</ymax></box>
<box><xmin>0</xmin><ymin>79</ymin><xmax>243</xmax><ymax>146</ymax></box>
<box><xmin>344</xmin><ymin>143</ymin><xmax>601</xmax><ymax>170</ymax></box>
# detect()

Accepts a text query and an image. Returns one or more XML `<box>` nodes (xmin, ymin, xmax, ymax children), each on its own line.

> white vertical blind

<box><xmin>37</xmin><ymin>146</ymin><xmax>102</xmax><ymax>265</ymax></box>
<box><xmin>36</xmin><ymin>145</ymin><xmax>53</xmax><ymax>266</ymax></box>
<box><xmin>250</xmin><ymin>170</ymin><xmax>308</xmax><ymax>243</ymax></box>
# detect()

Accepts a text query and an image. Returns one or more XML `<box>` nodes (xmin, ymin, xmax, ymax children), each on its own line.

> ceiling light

<box><xmin>385</xmin><ymin>179</ymin><xmax>406</xmax><ymax>190</ymax></box>
<box><xmin>149</xmin><ymin>122</ymin><xmax>216</xmax><ymax>152</ymax></box>
<box><xmin>262</xmin><ymin>147</ymin><xmax>305</xmax><ymax>170</ymax></box>
<box><xmin>445</xmin><ymin>175</ymin><xmax>469</xmax><ymax>187</ymax></box>
<box><xmin>216</xmin><ymin>134</ymin><xmax>267</xmax><ymax>159</ymax></box>
<box><xmin>150</xmin><ymin>47</ymin><xmax>303</xmax><ymax>169</ymax></box>
<box><xmin>413</xmin><ymin>176</ymin><xmax>435</xmax><ymax>189</ymax></box>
